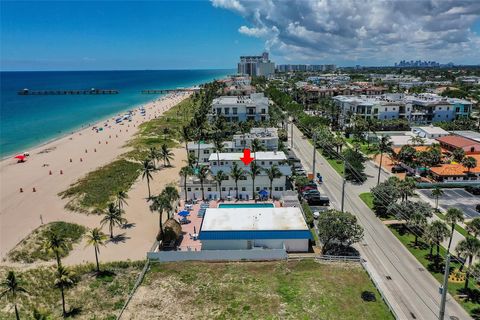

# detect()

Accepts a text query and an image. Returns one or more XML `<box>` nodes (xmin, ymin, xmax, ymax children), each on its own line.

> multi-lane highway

<box><xmin>291</xmin><ymin>123</ymin><xmax>471</xmax><ymax>320</ymax></box>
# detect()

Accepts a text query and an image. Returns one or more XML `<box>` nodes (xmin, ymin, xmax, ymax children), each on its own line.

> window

<box><xmin>220</xmin><ymin>161</ymin><xmax>224</xmax><ymax>165</ymax></box>
<box><xmin>447</xmin><ymin>107</ymin><xmax>450</xmax><ymax>111</ymax></box>
<box><xmin>269</xmin><ymin>161</ymin><xmax>273</xmax><ymax>165</ymax></box>
<box><xmin>213</xmin><ymin>161</ymin><xmax>217</xmax><ymax>165</ymax></box>
<box><xmin>240</xmin><ymin>176</ymin><xmax>247</xmax><ymax>180</ymax></box>
<box><xmin>222</xmin><ymin>187</ymin><xmax>226</xmax><ymax>191</ymax></box>
<box><xmin>216</xmin><ymin>108</ymin><xmax>221</xmax><ymax>114</ymax></box>
<box><xmin>224</xmin><ymin>108</ymin><xmax>229</xmax><ymax>115</ymax></box>
<box><xmin>242</xmin><ymin>187</ymin><xmax>246</xmax><ymax>191</ymax></box>
<box><xmin>274</xmin><ymin>187</ymin><xmax>278</xmax><ymax>191</ymax></box>
<box><xmin>233</xmin><ymin>107</ymin><xmax>237</xmax><ymax>114</ymax></box>
<box><xmin>438</xmin><ymin>107</ymin><xmax>442</xmax><ymax>110</ymax></box>
<box><xmin>384</xmin><ymin>108</ymin><xmax>387</xmax><ymax>111</ymax></box>
<box><xmin>393</xmin><ymin>108</ymin><xmax>396</xmax><ymax>111</ymax></box>
<box><xmin>204</xmin><ymin>150</ymin><xmax>209</xmax><ymax>154</ymax></box>
<box><xmin>261</xmin><ymin>108</ymin><xmax>266</xmax><ymax>114</ymax></box>
<box><xmin>279</xmin><ymin>187</ymin><xmax>283</xmax><ymax>191</ymax></box>
<box><xmin>261</xmin><ymin>161</ymin><xmax>265</xmax><ymax>165</ymax></box>
<box><xmin>187</xmin><ymin>188</ymin><xmax>191</xmax><ymax>191</ymax></box>
<box><xmin>207</xmin><ymin>188</ymin><xmax>211</xmax><ymax>191</ymax></box>
<box><xmin>256</xmin><ymin>187</ymin><xmax>260</xmax><ymax>191</ymax></box>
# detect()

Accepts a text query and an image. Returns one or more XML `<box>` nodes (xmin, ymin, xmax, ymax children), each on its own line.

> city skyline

<box><xmin>1</xmin><ymin>0</ymin><xmax>479</xmax><ymax>71</ymax></box>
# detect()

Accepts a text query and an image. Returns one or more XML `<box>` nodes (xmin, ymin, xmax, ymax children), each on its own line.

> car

<box><xmin>307</xmin><ymin>195</ymin><xmax>330</xmax><ymax>206</ymax></box>
<box><xmin>313</xmin><ymin>211</ymin><xmax>320</xmax><ymax>219</ymax></box>
<box><xmin>295</xmin><ymin>169</ymin><xmax>307</xmax><ymax>176</ymax></box>
<box><xmin>391</xmin><ymin>165</ymin><xmax>406</xmax><ymax>173</ymax></box>
<box><xmin>300</xmin><ymin>185</ymin><xmax>317</xmax><ymax>193</ymax></box>
<box><xmin>302</xmin><ymin>190</ymin><xmax>320</xmax><ymax>198</ymax></box>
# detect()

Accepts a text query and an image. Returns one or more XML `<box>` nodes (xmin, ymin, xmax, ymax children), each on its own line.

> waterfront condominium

<box><xmin>184</xmin><ymin>151</ymin><xmax>291</xmax><ymax>200</ymax></box>
<box><xmin>237</xmin><ymin>52</ymin><xmax>275</xmax><ymax>77</ymax></box>
<box><xmin>209</xmin><ymin>93</ymin><xmax>270</xmax><ymax>122</ymax></box>
<box><xmin>333</xmin><ymin>93</ymin><xmax>472</xmax><ymax>125</ymax></box>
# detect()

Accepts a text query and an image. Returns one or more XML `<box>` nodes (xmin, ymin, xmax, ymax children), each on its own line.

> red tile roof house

<box><xmin>436</xmin><ymin>135</ymin><xmax>480</xmax><ymax>155</ymax></box>
<box><xmin>430</xmin><ymin>154</ymin><xmax>480</xmax><ymax>182</ymax></box>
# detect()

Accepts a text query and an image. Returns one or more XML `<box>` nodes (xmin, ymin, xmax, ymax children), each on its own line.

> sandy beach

<box><xmin>0</xmin><ymin>93</ymin><xmax>189</xmax><ymax>265</ymax></box>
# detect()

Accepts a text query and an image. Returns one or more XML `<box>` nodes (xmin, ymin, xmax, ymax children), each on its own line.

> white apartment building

<box><xmin>209</xmin><ymin>93</ymin><xmax>269</xmax><ymax>122</ymax></box>
<box><xmin>238</xmin><ymin>52</ymin><xmax>275</xmax><ymax>77</ymax></box>
<box><xmin>187</xmin><ymin>128</ymin><xmax>279</xmax><ymax>165</ymax></box>
<box><xmin>333</xmin><ymin>93</ymin><xmax>472</xmax><ymax>125</ymax></box>
<box><xmin>184</xmin><ymin>151</ymin><xmax>291</xmax><ymax>200</ymax></box>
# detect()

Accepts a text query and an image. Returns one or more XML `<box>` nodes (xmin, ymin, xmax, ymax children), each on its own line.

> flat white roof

<box><xmin>201</xmin><ymin>207</ymin><xmax>308</xmax><ymax>231</ymax></box>
<box><xmin>208</xmin><ymin>151</ymin><xmax>286</xmax><ymax>161</ymax></box>
<box><xmin>412</xmin><ymin>126</ymin><xmax>449</xmax><ymax>135</ymax></box>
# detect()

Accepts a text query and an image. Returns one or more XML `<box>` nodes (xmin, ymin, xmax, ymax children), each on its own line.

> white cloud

<box><xmin>213</xmin><ymin>0</ymin><xmax>480</xmax><ymax>65</ymax></box>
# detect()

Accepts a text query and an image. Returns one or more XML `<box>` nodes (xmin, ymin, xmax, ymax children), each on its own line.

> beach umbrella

<box><xmin>178</xmin><ymin>210</ymin><xmax>190</xmax><ymax>217</ymax></box>
<box><xmin>14</xmin><ymin>155</ymin><xmax>26</xmax><ymax>161</ymax></box>
<box><xmin>259</xmin><ymin>189</ymin><xmax>268</xmax><ymax>197</ymax></box>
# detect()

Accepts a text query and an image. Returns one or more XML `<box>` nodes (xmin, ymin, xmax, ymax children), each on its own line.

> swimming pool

<box><xmin>218</xmin><ymin>203</ymin><xmax>275</xmax><ymax>208</ymax></box>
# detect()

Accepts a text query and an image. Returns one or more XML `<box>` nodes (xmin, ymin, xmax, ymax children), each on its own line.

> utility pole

<box><xmin>439</xmin><ymin>254</ymin><xmax>451</xmax><ymax>320</ymax></box>
<box><xmin>290</xmin><ymin>120</ymin><xmax>294</xmax><ymax>150</ymax></box>
<box><xmin>341</xmin><ymin>160</ymin><xmax>346</xmax><ymax>212</ymax></box>
<box><xmin>312</xmin><ymin>132</ymin><xmax>317</xmax><ymax>180</ymax></box>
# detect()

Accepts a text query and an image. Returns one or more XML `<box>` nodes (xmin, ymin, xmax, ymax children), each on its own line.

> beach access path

<box><xmin>0</xmin><ymin>93</ymin><xmax>189</xmax><ymax>265</ymax></box>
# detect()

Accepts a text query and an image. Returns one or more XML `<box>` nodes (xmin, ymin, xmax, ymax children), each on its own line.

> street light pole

<box><xmin>439</xmin><ymin>254</ymin><xmax>451</xmax><ymax>320</ymax></box>
<box><xmin>341</xmin><ymin>160</ymin><xmax>346</xmax><ymax>212</ymax></box>
<box><xmin>312</xmin><ymin>132</ymin><xmax>317</xmax><ymax>180</ymax></box>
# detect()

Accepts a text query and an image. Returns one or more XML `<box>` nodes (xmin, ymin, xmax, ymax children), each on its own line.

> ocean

<box><xmin>0</xmin><ymin>69</ymin><xmax>232</xmax><ymax>157</ymax></box>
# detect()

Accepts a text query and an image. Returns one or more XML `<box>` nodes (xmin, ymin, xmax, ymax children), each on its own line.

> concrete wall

<box><xmin>284</xmin><ymin>239</ymin><xmax>309</xmax><ymax>252</ymax></box>
<box><xmin>147</xmin><ymin>248</ymin><xmax>287</xmax><ymax>262</ymax></box>
<box><xmin>202</xmin><ymin>240</ymin><xmax>249</xmax><ymax>250</ymax></box>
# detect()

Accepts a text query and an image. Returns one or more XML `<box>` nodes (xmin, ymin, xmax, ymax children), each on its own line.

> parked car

<box><xmin>294</xmin><ymin>169</ymin><xmax>307</xmax><ymax>176</ymax></box>
<box><xmin>300</xmin><ymin>185</ymin><xmax>317</xmax><ymax>193</ymax></box>
<box><xmin>466</xmin><ymin>186</ymin><xmax>480</xmax><ymax>195</ymax></box>
<box><xmin>302</xmin><ymin>190</ymin><xmax>320</xmax><ymax>198</ymax></box>
<box><xmin>307</xmin><ymin>195</ymin><xmax>330</xmax><ymax>206</ymax></box>
<box><xmin>391</xmin><ymin>165</ymin><xmax>406</xmax><ymax>173</ymax></box>
<box><xmin>313</xmin><ymin>211</ymin><xmax>320</xmax><ymax>219</ymax></box>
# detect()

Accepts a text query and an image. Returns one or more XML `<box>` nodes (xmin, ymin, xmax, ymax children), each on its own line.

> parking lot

<box><xmin>418</xmin><ymin>188</ymin><xmax>480</xmax><ymax>219</ymax></box>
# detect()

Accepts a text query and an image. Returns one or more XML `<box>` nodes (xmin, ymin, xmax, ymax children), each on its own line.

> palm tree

<box><xmin>54</xmin><ymin>266</ymin><xmax>75</xmax><ymax>318</ymax></box>
<box><xmin>142</xmin><ymin>159</ymin><xmax>155</xmax><ymax>198</ymax></box>
<box><xmin>251</xmin><ymin>138</ymin><xmax>265</xmax><ymax>161</ymax></box>
<box><xmin>179</xmin><ymin>166</ymin><xmax>194</xmax><ymax>202</ymax></box>
<box><xmin>148</xmin><ymin>147</ymin><xmax>159</xmax><ymax>169</ymax></box>
<box><xmin>196</xmin><ymin>165</ymin><xmax>209</xmax><ymax>201</ymax></box>
<box><xmin>408</xmin><ymin>135</ymin><xmax>425</xmax><ymax>146</ymax></box>
<box><xmin>213</xmin><ymin>138</ymin><xmax>225</xmax><ymax>164</ymax></box>
<box><xmin>431</xmin><ymin>187</ymin><xmax>444</xmax><ymax>211</ymax></box>
<box><xmin>214</xmin><ymin>170</ymin><xmax>228</xmax><ymax>200</ymax></box>
<box><xmin>160</xmin><ymin>144</ymin><xmax>174</xmax><ymax>167</ymax></box>
<box><xmin>408</xmin><ymin>212</ymin><xmax>427</xmax><ymax>246</ymax></box>
<box><xmin>186</xmin><ymin>152</ymin><xmax>197</xmax><ymax>168</ymax></box>
<box><xmin>452</xmin><ymin>148</ymin><xmax>465</xmax><ymax>162</ymax></box>
<box><xmin>265</xmin><ymin>165</ymin><xmax>282</xmax><ymax>199</ymax></box>
<box><xmin>162</xmin><ymin>185</ymin><xmax>180</xmax><ymax>218</ymax></box>
<box><xmin>456</xmin><ymin>237</ymin><xmax>480</xmax><ymax>289</ymax></box>
<box><xmin>462</xmin><ymin>156</ymin><xmax>477</xmax><ymax>175</ymax></box>
<box><xmin>100</xmin><ymin>203</ymin><xmax>125</xmax><ymax>239</ymax></box>
<box><xmin>149</xmin><ymin>194</ymin><xmax>171</xmax><ymax>238</ymax></box>
<box><xmin>425</xmin><ymin>220</ymin><xmax>449</xmax><ymax>258</ymax></box>
<box><xmin>116</xmin><ymin>190</ymin><xmax>128</xmax><ymax>213</ymax></box>
<box><xmin>374</xmin><ymin>136</ymin><xmax>393</xmax><ymax>185</ymax></box>
<box><xmin>445</xmin><ymin>207</ymin><xmax>464</xmax><ymax>253</ymax></box>
<box><xmin>1</xmin><ymin>271</ymin><xmax>27</xmax><ymax>320</ymax></box>
<box><xmin>181</xmin><ymin>126</ymin><xmax>191</xmax><ymax>157</ymax></box>
<box><xmin>43</xmin><ymin>230</ymin><xmax>68</xmax><ymax>268</ymax></box>
<box><xmin>398</xmin><ymin>177</ymin><xmax>415</xmax><ymax>202</ymax></box>
<box><xmin>466</xmin><ymin>217</ymin><xmax>480</xmax><ymax>238</ymax></box>
<box><xmin>85</xmin><ymin>228</ymin><xmax>108</xmax><ymax>273</ymax></box>
<box><xmin>230</xmin><ymin>162</ymin><xmax>245</xmax><ymax>200</ymax></box>
<box><xmin>249</xmin><ymin>161</ymin><xmax>262</xmax><ymax>200</ymax></box>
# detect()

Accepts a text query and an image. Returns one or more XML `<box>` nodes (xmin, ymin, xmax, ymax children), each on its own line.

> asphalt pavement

<box><xmin>291</xmin><ymin>123</ymin><xmax>471</xmax><ymax>320</ymax></box>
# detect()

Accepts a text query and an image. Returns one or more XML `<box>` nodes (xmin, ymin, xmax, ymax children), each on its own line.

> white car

<box><xmin>313</xmin><ymin>211</ymin><xmax>320</xmax><ymax>219</ymax></box>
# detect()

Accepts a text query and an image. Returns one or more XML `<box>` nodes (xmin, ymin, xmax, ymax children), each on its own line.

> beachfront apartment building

<box><xmin>187</xmin><ymin>128</ymin><xmax>279</xmax><ymax>164</ymax></box>
<box><xmin>184</xmin><ymin>151</ymin><xmax>291</xmax><ymax>200</ymax></box>
<box><xmin>333</xmin><ymin>93</ymin><xmax>473</xmax><ymax>125</ymax></box>
<box><xmin>209</xmin><ymin>93</ymin><xmax>270</xmax><ymax>123</ymax></box>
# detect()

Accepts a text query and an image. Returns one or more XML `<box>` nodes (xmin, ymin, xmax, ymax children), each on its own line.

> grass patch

<box><xmin>0</xmin><ymin>261</ymin><xmax>144</xmax><ymax>320</ymax></box>
<box><xmin>389</xmin><ymin>225</ymin><xmax>480</xmax><ymax>317</ymax></box>
<box><xmin>125</xmin><ymin>260</ymin><xmax>394</xmax><ymax>319</ymax></box>
<box><xmin>359</xmin><ymin>192</ymin><xmax>374</xmax><ymax>210</ymax></box>
<box><xmin>325</xmin><ymin>157</ymin><xmax>344</xmax><ymax>176</ymax></box>
<box><xmin>8</xmin><ymin>222</ymin><xmax>86</xmax><ymax>263</ymax></box>
<box><xmin>59</xmin><ymin>158</ymin><xmax>142</xmax><ymax>213</ymax></box>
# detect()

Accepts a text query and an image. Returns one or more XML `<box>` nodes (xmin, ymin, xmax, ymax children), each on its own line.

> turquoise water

<box><xmin>218</xmin><ymin>203</ymin><xmax>275</xmax><ymax>208</ymax></box>
<box><xmin>0</xmin><ymin>69</ymin><xmax>232</xmax><ymax>157</ymax></box>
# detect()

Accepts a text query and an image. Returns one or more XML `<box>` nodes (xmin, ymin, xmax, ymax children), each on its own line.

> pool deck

<box><xmin>175</xmin><ymin>199</ymin><xmax>281</xmax><ymax>251</ymax></box>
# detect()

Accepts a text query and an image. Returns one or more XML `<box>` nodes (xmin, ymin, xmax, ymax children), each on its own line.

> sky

<box><xmin>1</xmin><ymin>0</ymin><xmax>480</xmax><ymax>71</ymax></box>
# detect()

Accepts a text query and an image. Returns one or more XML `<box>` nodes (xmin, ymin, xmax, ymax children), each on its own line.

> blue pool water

<box><xmin>218</xmin><ymin>203</ymin><xmax>275</xmax><ymax>208</ymax></box>
<box><xmin>0</xmin><ymin>69</ymin><xmax>232</xmax><ymax>157</ymax></box>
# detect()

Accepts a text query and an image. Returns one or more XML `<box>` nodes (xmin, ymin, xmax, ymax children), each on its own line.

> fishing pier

<box><xmin>18</xmin><ymin>88</ymin><xmax>119</xmax><ymax>95</ymax></box>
